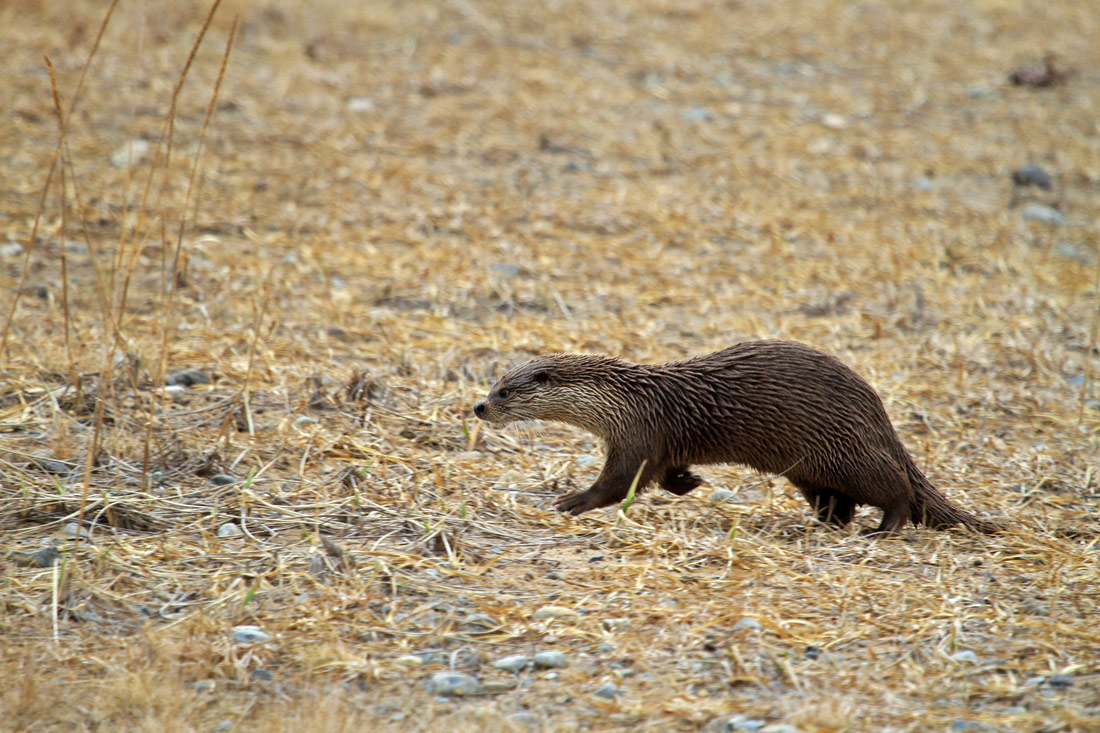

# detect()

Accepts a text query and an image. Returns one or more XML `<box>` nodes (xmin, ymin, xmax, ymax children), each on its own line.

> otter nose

<box><xmin>474</xmin><ymin>401</ymin><xmax>487</xmax><ymax>418</ymax></box>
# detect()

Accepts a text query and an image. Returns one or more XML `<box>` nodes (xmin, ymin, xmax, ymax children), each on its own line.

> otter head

<box><xmin>473</xmin><ymin>353</ymin><xmax>625</xmax><ymax>436</ymax></box>
<box><xmin>473</xmin><ymin>355</ymin><xmax>566</xmax><ymax>424</ymax></box>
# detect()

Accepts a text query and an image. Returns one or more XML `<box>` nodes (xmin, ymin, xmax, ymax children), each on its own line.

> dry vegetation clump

<box><xmin>1</xmin><ymin>0</ymin><xmax>1099</xmax><ymax>730</ymax></box>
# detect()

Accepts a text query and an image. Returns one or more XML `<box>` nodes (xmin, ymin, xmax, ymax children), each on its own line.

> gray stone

<box><xmin>166</xmin><ymin>369</ymin><xmax>210</xmax><ymax>387</ymax></box>
<box><xmin>491</xmin><ymin>654</ymin><xmax>530</xmax><ymax>672</ymax></box>
<box><xmin>949</xmin><ymin>650</ymin><xmax>979</xmax><ymax>663</ymax></box>
<box><xmin>508</xmin><ymin>712</ymin><xmax>539</xmax><ymax>728</ymax></box>
<box><xmin>163</xmin><ymin>384</ymin><xmax>187</xmax><ymax>402</ymax></box>
<box><xmin>480</xmin><ymin>680</ymin><xmax>514</xmax><ymax>694</ymax></box>
<box><xmin>683</xmin><ymin>105</ymin><xmax>715</xmax><ymax>122</ymax></box>
<box><xmin>217</xmin><ymin>523</ymin><xmax>243</xmax><ymax>538</ymax></box>
<box><xmin>1048</xmin><ymin>673</ymin><xmax>1073</xmax><ymax>689</ymax></box>
<box><xmin>210</xmin><ymin>474</ymin><xmax>237</xmax><ymax>486</ymax></box>
<box><xmin>490</xmin><ymin>263</ymin><xmax>524</xmax><ymax>278</ymax></box>
<box><xmin>9</xmin><ymin>546</ymin><xmax>61</xmax><ymax>568</ymax></box>
<box><xmin>949</xmin><ymin>722</ymin><xmax>986</xmax><ymax>732</ymax></box>
<box><xmin>592</xmin><ymin>683</ymin><xmax>620</xmax><ymax>699</ymax></box>
<box><xmin>0</xmin><ymin>241</ymin><xmax>24</xmax><ymax>257</ymax></box>
<box><xmin>346</xmin><ymin>97</ymin><xmax>376</xmax><ymax>112</ymax></box>
<box><xmin>34</xmin><ymin>457</ymin><xmax>73</xmax><ymax>475</ymax></box>
<box><xmin>110</xmin><ymin>138</ymin><xmax>151</xmax><ymax>168</ymax></box>
<box><xmin>460</xmin><ymin>613</ymin><xmax>499</xmax><ymax>633</ymax></box>
<box><xmin>532</xmin><ymin>605</ymin><xmax>578</xmax><ymax>621</ymax></box>
<box><xmin>63</xmin><ymin>523</ymin><xmax>91</xmax><ymax>539</ymax></box>
<box><xmin>293</xmin><ymin>415</ymin><xmax>318</xmax><ymax>428</ymax></box>
<box><xmin>1012</xmin><ymin>165</ymin><xmax>1053</xmax><ymax>190</ymax></box>
<box><xmin>231</xmin><ymin>626</ymin><xmax>270</xmax><ymax>643</ymax></box>
<box><xmin>912</xmin><ymin>177</ymin><xmax>933</xmax><ymax>192</ymax></box>
<box><xmin>532</xmin><ymin>651</ymin><xmax>568</xmax><ymax>669</ymax></box>
<box><xmin>1021</xmin><ymin>204</ymin><xmax>1064</xmax><ymax>226</ymax></box>
<box><xmin>602</xmin><ymin>617</ymin><xmax>631</xmax><ymax>632</ymax></box>
<box><xmin>425</xmin><ymin>672</ymin><xmax>480</xmax><ymax>696</ymax></box>
<box><xmin>732</xmin><ymin>617</ymin><xmax>762</xmax><ymax>632</ymax></box>
<box><xmin>707</xmin><ymin>489</ymin><xmax>736</xmax><ymax>503</ymax></box>
<box><xmin>575</xmin><ymin>454</ymin><xmax>598</xmax><ymax>467</ymax></box>
<box><xmin>249</xmin><ymin>668</ymin><xmax>274</xmax><ymax>682</ymax></box>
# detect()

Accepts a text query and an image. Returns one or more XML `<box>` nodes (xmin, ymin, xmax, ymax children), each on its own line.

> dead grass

<box><xmin>2</xmin><ymin>0</ymin><xmax>1099</xmax><ymax>730</ymax></box>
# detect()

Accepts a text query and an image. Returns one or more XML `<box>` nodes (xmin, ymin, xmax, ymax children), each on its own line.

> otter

<box><xmin>473</xmin><ymin>340</ymin><xmax>996</xmax><ymax>535</ymax></box>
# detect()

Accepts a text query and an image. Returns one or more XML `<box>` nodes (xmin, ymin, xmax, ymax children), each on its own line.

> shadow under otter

<box><xmin>474</xmin><ymin>340</ymin><xmax>998</xmax><ymax>536</ymax></box>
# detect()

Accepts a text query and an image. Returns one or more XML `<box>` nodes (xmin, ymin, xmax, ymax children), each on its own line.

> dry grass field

<box><xmin>2</xmin><ymin>0</ymin><xmax>1099</xmax><ymax>730</ymax></box>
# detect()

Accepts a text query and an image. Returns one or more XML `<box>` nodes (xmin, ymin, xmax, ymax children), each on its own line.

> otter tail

<box><xmin>904</xmin><ymin>458</ymin><xmax>1001</xmax><ymax>533</ymax></box>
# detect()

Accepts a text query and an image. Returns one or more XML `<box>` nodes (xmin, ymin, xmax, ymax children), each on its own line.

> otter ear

<box><xmin>532</xmin><ymin>369</ymin><xmax>556</xmax><ymax>385</ymax></box>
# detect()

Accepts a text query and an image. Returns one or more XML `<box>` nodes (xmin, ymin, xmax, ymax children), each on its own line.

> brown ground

<box><xmin>2</xmin><ymin>0</ymin><xmax>1099</xmax><ymax>730</ymax></box>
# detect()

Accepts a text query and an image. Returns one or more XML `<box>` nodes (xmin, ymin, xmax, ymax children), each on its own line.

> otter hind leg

<box><xmin>792</xmin><ymin>480</ymin><xmax>856</xmax><ymax>527</ymax></box>
<box><xmin>659</xmin><ymin>466</ymin><xmax>704</xmax><ymax>496</ymax></box>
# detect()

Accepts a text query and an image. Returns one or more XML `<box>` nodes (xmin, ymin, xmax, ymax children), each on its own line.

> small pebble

<box><xmin>217</xmin><ymin>523</ymin><xmax>243</xmax><ymax>538</ymax></box>
<box><xmin>193</xmin><ymin>679</ymin><xmax>216</xmax><ymax>692</ymax></box>
<box><xmin>210</xmin><ymin>474</ymin><xmax>237</xmax><ymax>486</ymax></box>
<box><xmin>1012</xmin><ymin>165</ymin><xmax>1053</xmax><ymax>190</ymax></box>
<box><xmin>148</xmin><ymin>471</ymin><xmax>164</xmax><ymax>486</ymax></box>
<box><xmin>492</xmin><ymin>654</ymin><xmax>530</xmax><ymax>672</ymax></box>
<box><xmin>1021</xmin><ymin>204</ymin><xmax>1064</xmax><ymax>226</ymax></box>
<box><xmin>489</xmin><ymin>263</ymin><xmax>524</xmax><ymax>278</ymax></box>
<box><xmin>683</xmin><ymin>105</ymin><xmax>715</xmax><ymax>122</ymax></box>
<box><xmin>460</xmin><ymin>613</ymin><xmax>499</xmax><ymax>632</ymax></box>
<box><xmin>293</xmin><ymin>415</ymin><xmax>318</xmax><ymax>428</ymax></box>
<box><xmin>804</xmin><ymin>645</ymin><xmax>821</xmax><ymax>660</ymax></box>
<box><xmin>1023</xmin><ymin>676</ymin><xmax>1046</xmax><ymax>686</ymax></box>
<box><xmin>63</xmin><ymin>523</ymin><xmax>91</xmax><ymax>540</ymax></box>
<box><xmin>508</xmin><ymin>712</ymin><xmax>539</xmax><ymax>728</ymax></box>
<box><xmin>249</xmin><ymin>669</ymin><xmax>274</xmax><ymax>682</ymax></box>
<box><xmin>912</xmin><ymin>177</ymin><xmax>933</xmax><ymax>192</ymax></box>
<box><xmin>732</xmin><ymin>617</ymin><xmax>762</xmax><ymax>632</ymax></box>
<box><xmin>212</xmin><ymin>720</ymin><xmax>232</xmax><ymax>732</ymax></box>
<box><xmin>532</xmin><ymin>605</ymin><xmax>578</xmax><ymax>621</ymax></box>
<box><xmin>949</xmin><ymin>650</ymin><xmax>979</xmax><ymax>664</ymax></box>
<box><xmin>23</xmin><ymin>285</ymin><xmax>50</xmax><ymax>299</ymax></box>
<box><xmin>166</xmin><ymin>369</ymin><xmax>210</xmax><ymax>387</ymax></box>
<box><xmin>10</xmin><ymin>546</ymin><xmax>61</xmax><ymax>568</ymax></box>
<box><xmin>163</xmin><ymin>384</ymin><xmax>187</xmax><ymax>402</ymax></box>
<box><xmin>592</xmin><ymin>683</ymin><xmax>620</xmax><ymax>700</ymax></box>
<box><xmin>346</xmin><ymin>97</ymin><xmax>376</xmax><ymax>112</ymax></box>
<box><xmin>760</xmin><ymin>726</ymin><xmax>802</xmax><ymax>733</ymax></box>
<box><xmin>575</xmin><ymin>454</ymin><xmax>598</xmax><ymax>467</ymax></box>
<box><xmin>707</xmin><ymin>489</ymin><xmax>736</xmax><ymax>503</ymax></box>
<box><xmin>1047</xmin><ymin>673</ymin><xmax>1073</xmax><ymax>689</ymax></box>
<box><xmin>0</xmin><ymin>241</ymin><xmax>24</xmax><ymax>257</ymax></box>
<box><xmin>110</xmin><ymin>138</ymin><xmax>151</xmax><ymax>168</ymax></box>
<box><xmin>821</xmin><ymin>112</ymin><xmax>847</xmax><ymax>129</ymax></box>
<box><xmin>35</xmin><ymin>457</ymin><xmax>73</xmax><ymax>475</ymax></box>
<box><xmin>602</xmin><ymin>617</ymin><xmax>631</xmax><ymax>632</ymax></box>
<box><xmin>533</xmin><ymin>651</ymin><xmax>568</xmax><ymax>669</ymax></box>
<box><xmin>393</xmin><ymin>655</ymin><xmax>422</xmax><ymax>668</ymax></box>
<box><xmin>425</xmin><ymin>672</ymin><xmax>480</xmax><ymax>696</ymax></box>
<box><xmin>949</xmin><ymin>722</ymin><xmax>985</xmax><ymax>732</ymax></box>
<box><xmin>231</xmin><ymin>626</ymin><xmax>271</xmax><ymax>644</ymax></box>
<box><xmin>480</xmin><ymin>680</ymin><xmax>514</xmax><ymax>694</ymax></box>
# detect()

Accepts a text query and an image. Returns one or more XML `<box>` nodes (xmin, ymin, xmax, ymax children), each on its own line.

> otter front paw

<box><xmin>553</xmin><ymin>490</ymin><xmax>606</xmax><ymax>515</ymax></box>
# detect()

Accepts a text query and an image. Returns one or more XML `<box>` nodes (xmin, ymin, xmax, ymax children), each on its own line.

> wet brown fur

<box><xmin>474</xmin><ymin>340</ymin><xmax>997</xmax><ymax>535</ymax></box>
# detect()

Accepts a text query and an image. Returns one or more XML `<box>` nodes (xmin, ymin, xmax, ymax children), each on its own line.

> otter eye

<box><xmin>498</xmin><ymin>387</ymin><xmax>511</xmax><ymax>399</ymax></box>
